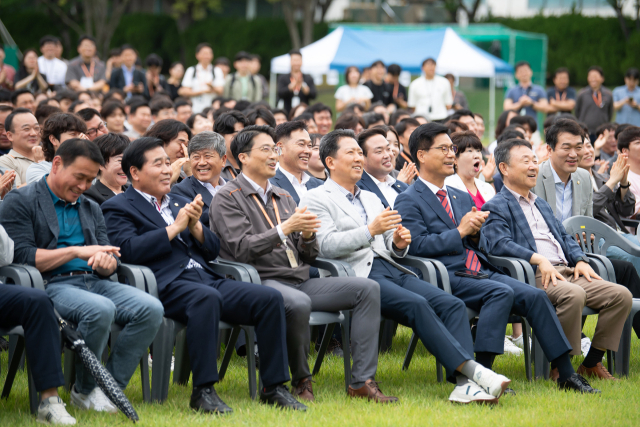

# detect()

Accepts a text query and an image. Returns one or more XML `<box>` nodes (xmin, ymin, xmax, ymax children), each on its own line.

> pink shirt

<box><xmin>468</xmin><ymin>188</ymin><xmax>486</xmax><ymax>209</ymax></box>
<box><xmin>0</xmin><ymin>64</ymin><xmax>16</xmax><ymax>90</ymax></box>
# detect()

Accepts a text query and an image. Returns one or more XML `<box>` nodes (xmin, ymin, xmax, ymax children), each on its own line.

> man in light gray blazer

<box><xmin>300</xmin><ymin>129</ymin><xmax>512</xmax><ymax>405</ymax></box>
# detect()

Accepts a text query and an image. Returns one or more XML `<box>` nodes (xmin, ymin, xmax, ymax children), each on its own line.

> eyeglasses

<box><xmin>86</xmin><ymin>122</ymin><xmax>107</xmax><ymax>138</ymax></box>
<box><xmin>243</xmin><ymin>145</ymin><xmax>281</xmax><ymax>156</ymax></box>
<box><xmin>427</xmin><ymin>145</ymin><xmax>458</xmax><ymax>155</ymax></box>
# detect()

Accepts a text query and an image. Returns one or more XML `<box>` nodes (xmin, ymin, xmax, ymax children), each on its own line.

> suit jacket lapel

<box><xmin>325</xmin><ymin>186</ymin><xmax>363</xmax><ymax>224</ymax></box>
<box><xmin>78</xmin><ymin>197</ymin><xmax>97</xmax><ymax>245</ymax></box>
<box><xmin>125</xmin><ymin>187</ymin><xmax>169</xmax><ymax>230</ymax></box>
<box><xmin>358</xmin><ymin>173</ymin><xmax>389</xmax><ymax>208</ymax></box>
<box><xmin>501</xmin><ymin>187</ymin><xmax>537</xmax><ymax>252</ymax></box>
<box><xmin>167</xmin><ymin>195</ymin><xmax>190</xmax><ymax>244</ymax></box>
<box><xmin>191</xmin><ymin>177</ymin><xmax>213</xmax><ymax>207</ymax></box>
<box><xmin>415</xmin><ymin>180</ymin><xmax>456</xmax><ymax>230</ymax></box>
<box><xmin>571</xmin><ymin>171</ymin><xmax>581</xmax><ymax>217</ymax></box>
<box><xmin>273</xmin><ymin>169</ymin><xmax>299</xmax><ymax>204</ymax></box>
<box><xmin>542</xmin><ymin>162</ymin><xmax>557</xmax><ymax>215</ymax></box>
<box><xmin>36</xmin><ymin>179</ymin><xmax>60</xmax><ymax>238</ymax></box>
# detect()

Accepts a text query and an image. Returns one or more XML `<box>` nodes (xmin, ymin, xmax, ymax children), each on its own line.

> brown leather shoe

<box><xmin>291</xmin><ymin>377</ymin><xmax>315</xmax><ymax>402</ymax></box>
<box><xmin>550</xmin><ymin>368</ymin><xmax>559</xmax><ymax>382</ymax></box>
<box><xmin>577</xmin><ymin>362</ymin><xmax>618</xmax><ymax>380</ymax></box>
<box><xmin>348</xmin><ymin>380</ymin><xmax>398</xmax><ymax>404</ymax></box>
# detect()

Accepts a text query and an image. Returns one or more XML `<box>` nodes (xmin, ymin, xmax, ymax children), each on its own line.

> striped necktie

<box><xmin>435</xmin><ymin>189</ymin><xmax>481</xmax><ymax>272</ymax></box>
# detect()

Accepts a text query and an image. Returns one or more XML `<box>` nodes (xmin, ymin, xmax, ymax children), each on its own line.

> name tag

<box><xmin>80</xmin><ymin>76</ymin><xmax>94</xmax><ymax>88</ymax></box>
<box><xmin>286</xmin><ymin>248</ymin><xmax>298</xmax><ymax>268</ymax></box>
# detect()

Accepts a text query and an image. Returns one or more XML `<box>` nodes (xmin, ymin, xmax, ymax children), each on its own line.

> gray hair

<box><xmin>188</xmin><ymin>131</ymin><xmax>226</xmax><ymax>158</ymax></box>
<box><xmin>494</xmin><ymin>138</ymin><xmax>532</xmax><ymax>177</ymax></box>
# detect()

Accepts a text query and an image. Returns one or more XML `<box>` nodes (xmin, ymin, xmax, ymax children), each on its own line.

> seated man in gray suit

<box><xmin>270</xmin><ymin>120</ymin><xmax>324</xmax><ymax>205</ymax></box>
<box><xmin>300</xmin><ymin>129</ymin><xmax>512</xmax><ymax>405</ymax></box>
<box><xmin>209</xmin><ymin>125</ymin><xmax>396</xmax><ymax>404</ymax></box>
<box><xmin>171</xmin><ymin>131</ymin><xmax>227</xmax><ymax>228</ymax></box>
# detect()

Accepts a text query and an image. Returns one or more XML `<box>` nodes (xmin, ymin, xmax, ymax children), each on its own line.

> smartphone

<box><xmin>455</xmin><ymin>269</ymin><xmax>489</xmax><ymax>280</ymax></box>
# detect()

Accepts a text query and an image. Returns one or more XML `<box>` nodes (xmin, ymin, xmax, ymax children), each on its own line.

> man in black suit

<box><xmin>276</xmin><ymin>50</ymin><xmax>316</xmax><ymax>114</ymax></box>
<box><xmin>270</xmin><ymin>120</ymin><xmax>323</xmax><ymax>205</ymax></box>
<box><xmin>102</xmin><ymin>137</ymin><xmax>305</xmax><ymax>413</ymax></box>
<box><xmin>108</xmin><ymin>45</ymin><xmax>148</xmax><ymax>99</ymax></box>
<box><xmin>171</xmin><ymin>131</ymin><xmax>227</xmax><ymax>228</ymax></box>
<box><xmin>356</xmin><ymin>127</ymin><xmax>409</xmax><ymax>209</ymax></box>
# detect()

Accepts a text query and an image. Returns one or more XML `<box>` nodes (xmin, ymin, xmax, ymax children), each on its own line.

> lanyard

<box><xmin>392</xmin><ymin>82</ymin><xmax>399</xmax><ymax>99</ymax></box>
<box><xmin>251</xmin><ymin>194</ymin><xmax>281</xmax><ymax>228</ymax></box>
<box><xmin>81</xmin><ymin>61</ymin><xmax>95</xmax><ymax>78</ymax></box>
<box><xmin>592</xmin><ymin>90</ymin><xmax>603</xmax><ymax>108</ymax></box>
<box><xmin>400</xmin><ymin>152</ymin><xmax>412</xmax><ymax>163</ymax></box>
<box><xmin>227</xmin><ymin>166</ymin><xmax>236</xmax><ymax>179</ymax></box>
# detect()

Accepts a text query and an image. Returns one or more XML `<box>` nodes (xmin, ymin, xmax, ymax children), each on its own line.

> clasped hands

<box><xmin>367</xmin><ymin>207</ymin><xmax>411</xmax><ymax>250</ymax></box>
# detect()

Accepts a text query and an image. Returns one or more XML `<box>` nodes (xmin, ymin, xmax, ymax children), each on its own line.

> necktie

<box><xmin>435</xmin><ymin>189</ymin><xmax>481</xmax><ymax>272</ymax></box>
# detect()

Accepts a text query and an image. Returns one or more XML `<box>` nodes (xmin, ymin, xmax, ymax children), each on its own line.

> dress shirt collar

<box><xmin>367</xmin><ymin>171</ymin><xmax>395</xmax><ymax>186</ymax></box>
<box><xmin>8</xmin><ymin>149</ymin><xmax>33</xmax><ymax>160</ymax></box>
<box><xmin>550</xmin><ymin>163</ymin><xmax>572</xmax><ymax>187</ymax></box>
<box><xmin>243</xmin><ymin>173</ymin><xmax>272</xmax><ymax>203</ymax></box>
<box><xmin>504</xmin><ymin>184</ymin><xmax>537</xmax><ymax>204</ymax></box>
<box><xmin>197</xmin><ymin>176</ymin><xmax>225</xmax><ymax>189</ymax></box>
<box><xmin>279</xmin><ymin>164</ymin><xmax>310</xmax><ymax>186</ymax></box>
<box><xmin>326</xmin><ymin>177</ymin><xmax>361</xmax><ymax>200</ymax></box>
<box><xmin>419</xmin><ymin>176</ymin><xmax>447</xmax><ymax>196</ymax></box>
<box><xmin>134</xmin><ymin>188</ymin><xmax>169</xmax><ymax>211</ymax></box>
<box><xmin>196</xmin><ymin>63</ymin><xmax>212</xmax><ymax>73</ymax></box>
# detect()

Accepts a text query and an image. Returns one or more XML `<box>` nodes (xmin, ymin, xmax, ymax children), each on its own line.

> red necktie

<box><xmin>436</xmin><ymin>189</ymin><xmax>481</xmax><ymax>272</ymax></box>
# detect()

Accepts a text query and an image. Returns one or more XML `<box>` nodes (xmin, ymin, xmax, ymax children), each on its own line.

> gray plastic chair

<box><xmin>0</xmin><ymin>264</ymin><xmax>42</xmax><ymax>415</ymax></box>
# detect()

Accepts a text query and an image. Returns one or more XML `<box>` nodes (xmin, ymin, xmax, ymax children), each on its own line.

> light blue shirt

<box><xmin>122</xmin><ymin>65</ymin><xmax>135</xmax><ymax>98</ymax></box>
<box><xmin>325</xmin><ymin>178</ymin><xmax>374</xmax><ymax>242</ymax></box>
<box><xmin>550</xmin><ymin>165</ymin><xmax>573</xmax><ymax>223</ymax></box>
<box><xmin>613</xmin><ymin>85</ymin><xmax>640</xmax><ymax>126</ymax></box>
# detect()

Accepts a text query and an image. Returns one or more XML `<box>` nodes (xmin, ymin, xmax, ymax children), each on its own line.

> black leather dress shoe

<box><xmin>190</xmin><ymin>386</ymin><xmax>233</xmax><ymax>414</ymax></box>
<box><xmin>259</xmin><ymin>385</ymin><xmax>307</xmax><ymax>411</ymax></box>
<box><xmin>558</xmin><ymin>373</ymin><xmax>601</xmax><ymax>394</ymax></box>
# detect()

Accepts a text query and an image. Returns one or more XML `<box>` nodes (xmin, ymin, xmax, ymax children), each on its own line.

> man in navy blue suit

<box><xmin>482</xmin><ymin>138</ymin><xmax>632</xmax><ymax>382</ymax></box>
<box><xmin>102</xmin><ymin>137</ymin><xmax>306</xmax><ymax>413</ymax></box>
<box><xmin>356</xmin><ymin>127</ymin><xmax>409</xmax><ymax>209</ymax></box>
<box><xmin>395</xmin><ymin>123</ymin><xmax>599</xmax><ymax>393</ymax></box>
<box><xmin>270</xmin><ymin>120</ymin><xmax>323</xmax><ymax>205</ymax></box>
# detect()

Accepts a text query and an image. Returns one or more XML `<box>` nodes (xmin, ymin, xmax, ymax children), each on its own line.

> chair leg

<box><xmin>242</xmin><ymin>327</ymin><xmax>257</xmax><ymax>400</ymax></box>
<box><xmin>151</xmin><ymin>319</ymin><xmax>175</xmax><ymax>402</ymax></box>
<box><xmin>1</xmin><ymin>335</ymin><xmax>24</xmax><ymax>399</ymax></box>
<box><xmin>219</xmin><ymin>327</ymin><xmax>241</xmax><ymax>381</ymax></box>
<box><xmin>614</xmin><ymin>314</ymin><xmax>633</xmax><ymax>377</ymax></box>
<box><xmin>63</xmin><ymin>348</ymin><xmax>75</xmax><ymax>392</ymax></box>
<box><xmin>402</xmin><ymin>332</ymin><xmax>419</xmax><ymax>371</ymax></box>
<box><xmin>173</xmin><ymin>329</ymin><xmax>191</xmax><ymax>386</ymax></box>
<box><xmin>8</xmin><ymin>336</ymin><xmax>25</xmax><ymax>372</ymax></box>
<box><xmin>26</xmin><ymin>356</ymin><xmax>39</xmax><ymax>415</ymax></box>
<box><xmin>533</xmin><ymin>332</ymin><xmax>549</xmax><ymax>380</ymax></box>
<box><xmin>140</xmin><ymin>348</ymin><xmax>151</xmax><ymax>403</ymax></box>
<box><xmin>312</xmin><ymin>323</ymin><xmax>336</xmax><ymax>376</ymax></box>
<box><xmin>340</xmin><ymin>312</ymin><xmax>352</xmax><ymax>394</ymax></box>
<box><xmin>522</xmin><ymin>319</ymin><xmax>532</xmax><ymax>381</ymax></box>
<box><xmin>436</xmin><ymin>361</ymin><xmax>444</xmax><ymax>383</ymax></box>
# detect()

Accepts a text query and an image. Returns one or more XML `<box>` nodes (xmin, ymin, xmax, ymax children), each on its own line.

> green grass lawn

<box><xmin>2</xmin><ymin>317</ymin><xmax>640</xmax><ymax>426</ymax></box>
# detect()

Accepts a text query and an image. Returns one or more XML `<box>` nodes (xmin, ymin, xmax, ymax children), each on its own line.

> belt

<box><xmin>54</xmin><ymin>270</ymin><xmax>93</xmax><ymax>278</ymax></box>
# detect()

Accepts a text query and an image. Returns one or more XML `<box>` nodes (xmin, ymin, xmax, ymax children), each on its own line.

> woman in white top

<box><xmin>444</xmin><ymin>131</ymin><xmax>496</xmax><ymax>209</ymax></box>
<box><xmin>334</xmin><ymin>66</ymin><xmax>374</xmax><ymax>112</ymax></box>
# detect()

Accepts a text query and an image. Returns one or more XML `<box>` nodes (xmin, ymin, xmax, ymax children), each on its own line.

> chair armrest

<box><xmin>2</xmin><ymin>264</ymin><xmax>46</xmax><ymax>291</ymax></box>
<box><xmin>585</xmin><ymin>253</ymin><xmax>616</xmax><ymax>282</ymax></box>
<box><xmin>0</xmin><ymin>264</ymin><xmax>35</xmax><ymax>288</ymax></box>
<box><xmin>486</xmin><ymin>255</ymin><xmax>526</xmax><ymax>282</ymax></box>
<box><xmin>396</xmin><ymin>256</ymin><xmax>451</xmax><ymax>294</ymax></box>
<box><xmin>117</xmin><ymin>264</ymin><xmax>151</xmax><ymax>293</ymax></box>
<box><xmin>622</xmin><ymin>219</ymin><xmax>640</xmax><ymax>233</ymax></box>
<box><xmin>213</xmin><ymin>259</ymin><xmax>261</xmax><ymax>284</ymax></box>
<box><xmin>311</xmin><ymin>258</ymin><xmax>356</xmax><ymax>277</ymax></box>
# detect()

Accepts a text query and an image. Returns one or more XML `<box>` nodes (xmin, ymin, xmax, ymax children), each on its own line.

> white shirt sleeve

<box><xmin>334</xmin><ymin>85</ymin><xmax>348</xmax><ymax>100</ymax></box>
<box><xmin>443</xmin><ymin>78</ymin><xmax>453</xmax><ymax>106</ymax></box>
<box><xmin>359</xmin><ymin>85</ymin><xmax>374</xmax><ymax>100</ymax></box>
<box><xmin>213</xmin><ymin>67</ymin><xmax>225</xmax><ymax>88</ymax></box>
<box><xmin>407</xmin><ymin>80</ymin><xmax>418</xmax><ymax>108</ymax></box>
<box><xmin>181</xmin><ymin>66</ymin><xmax>195</xmax><ymax>88</ymax></box>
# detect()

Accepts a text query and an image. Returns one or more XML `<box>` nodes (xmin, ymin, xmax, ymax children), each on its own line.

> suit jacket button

<box><xmin>188</xmin><ymin>252</ymin><xmax>192</xmax><ymax>257</ymax></box>
<box><xmin>367</xmin><ymin>262</ymin><xmax>371</xmax><ymax>266</ymax></box>
<box><xmin>276</xmin><ymin>243</ymin><xmax>281</xmax><ymax>247</ymax></box>
<box><xmin>180</xmin><ymin>264</ymin><xmax>184</xmax><ymax>268</ymax></box>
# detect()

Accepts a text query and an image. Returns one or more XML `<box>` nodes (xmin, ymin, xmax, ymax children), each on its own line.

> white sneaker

<box><xmin>581</xmin><ymin>336</ymin><xmax>592</xmax><ymax>357</ymax></box>
<box><xmin>37</xmin><ymin>396</ymin><xmax>76</xmax><ymax>425</ymax></box>
<box><xmin>472</xmin><ymin>367</ymin><xmax>511</xmax><ymax>398</ymax></box>
<box><xmin>504</xmin><ymin>336</ymin><xmax>523</xmax><ymax>355</ymax></box>
<box><xmin>449</xmin><ymin>382</ymin><xmax>498</xmax><ymax>405</ymax></box>
<box><xmin>70</xmin><ymin>386</ymin><xmax>118</xmax><ymax>413</ymax></box>
<box><xmin>148</xmin><ymin>354</ymin><xmax>175</xmax><ymax>371</ymax></box>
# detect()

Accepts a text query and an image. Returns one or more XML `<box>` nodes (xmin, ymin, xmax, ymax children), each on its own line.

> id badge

<box><xmin>286</xmin><ymin>248</ymin><xmax>298</xmax><ymax>268</ymax></box>
<box><xmin>80</xmin><ymin>76</ymin><xmax>94</xmax><ymax>88</ymax></box>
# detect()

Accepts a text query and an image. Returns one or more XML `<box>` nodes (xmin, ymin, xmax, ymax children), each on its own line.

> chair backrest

<box><xmin>563</xmin><ymin>215</ymin><xmax>640</xmax><ymax>256</ymax></box>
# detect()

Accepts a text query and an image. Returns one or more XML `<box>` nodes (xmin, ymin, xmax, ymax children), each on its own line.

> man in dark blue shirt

<box><xmin>504</xmin><ymin>61</ymin><xmax>548</xmax><ymax>119</ymax></box>
<box><xmin>546</xmin><ymin>67</ymin><xmax>576</xmax><ymax>116</ymax></box>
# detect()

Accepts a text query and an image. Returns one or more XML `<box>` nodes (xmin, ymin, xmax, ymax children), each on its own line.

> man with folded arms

<box><xmin>482</xmin><ymin>138</ymin><xmax>633</xmax><ymax>382</ymax></box>
<box><xmin>301</xmin><ymin>129</ymin><xmax>512</xmax><ymax>404</ymax></box>
<box><xmin>0</xmin><ymin>138</ymin><xmax>164</xmax><ymax>413</ymax></box>
<box><xmin>394</xmin><ymin>123</ymin><xmax>600</xmax><ymax>393</ymax></box>
<box><xmin>210</xmin><ymin>125</ymin><xmax>392</xmax><ymax>403</ymax></box>
<box><xmin>102</xmin><ymin>137</ymin><xmax>302</xmax><ymax>413</ymax></box>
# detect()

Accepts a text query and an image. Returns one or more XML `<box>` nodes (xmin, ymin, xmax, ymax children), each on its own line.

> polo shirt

<box><xmin>45</xmin><ymin>177</ymin><xmax>91</xmax><ymax>276</ymax></box>
<box><xmin>613</xmin><ymin>85</ymin><xmax>640</xmax><ymax>126</ymax></box>
<box><xmin>407</xmin><ymin>75</ymin><xmax>453</xmax><ymax>121</ymax></box>
<box><xmin>0</xmin><ymin>149</ymin><xmax>36</xmax><ymax>187</ymax></box>
<box><xmin>505</xmin><ymin>83</ymin><xmax>546</xmax><ymax>118</ymax></box>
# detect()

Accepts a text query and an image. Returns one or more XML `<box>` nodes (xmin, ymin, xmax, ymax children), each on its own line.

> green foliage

<box><xmin>486</xmin><ymin>14</ymin><xmax>634</xmax><ymax>87</ymax></box>
<box><xmin>0</xmin><ymin>10</ymin><xmax>64</xmax><ymax>52</ymax></box>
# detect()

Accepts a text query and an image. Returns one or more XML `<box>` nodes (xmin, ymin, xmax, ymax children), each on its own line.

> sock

<box><xmin>475</xmin><ymin>352</ymin><xmax>497</xmax><ymax>370</ymax></box>
<box><xmin>552</xmin><ymin>353</ymin><xmax>574</xmax><ymax>383</ymax></box>
<box><xmin>193</xmin><ymin>382</ymin><xmax>214</xmax><ymax>393</ymax></box>
<box><xmin>459</xmin><ymin>359</ymin><xmax>482</xmax><ymax>380</ymax></box>
<box><xmin>455</xmin><ymin>374</ymin><xmax>471</xmax><ymax>386</ymax></box>
<box><xmin>582</xmin><ymin>347</ymin><xmax>605</xmax><ymax>369</ymax></box>
<box><xmin>581</xmin><ymin>332</ymin><xmax>587</xmax><ymax>339</ymax></box>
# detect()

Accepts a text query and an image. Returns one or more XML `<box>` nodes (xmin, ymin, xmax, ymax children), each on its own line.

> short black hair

<box><xmin>448</xmin><ymin>109</ymin><xmax>475</xmax><ymax>122</ymax></box>
<box><xmin>41</xmin><ymin>113</ymin><xmax>88</xmax><ymax>161</ymax></box>
<box><xmin>545</xmin><ymin>118</ymin><xmax>585</xmax><ymax>150</ymax></box>
<box><xmin>275</xmin><ymin>120</ymin><xmax>307</xmax><ymax>143</ymax></box>
<box><xmin>35</xmin><ymin>104</ymin><xmax>62</xmax><ymax>124</ymax></box>
<box><xmin>389</xmin><ymin>109</ymin><xmax>410</xmax><ymax>126</ymax></box>
<box><xmin>510</xmin><ymin>115</ymin><xmax>538</xmax><ymax>134</ymax></box>
<box><xmin>494</xmin><ymin>138</ymin><xmax>533</xmax><ymax>178</ymax></box>
<box><xmin>195</xmin><ymin>43</ymin><xmax>212</xmax><ymax>54</ymax></box>
<box><xmin>395</xmin><ymin>117</ymin><xmax>420</xmax><ymax>137</ymax></box>
<box><xmin>595</xmin><ymin>122</ymin><xmax>617</xmax><ymax>138</ymax></box>
<box><xmin>495</xmin><ymin>109</ymin><xmax>517</xmax><ymax>139</ymax></box>
<box><xmin>11</xmin><ymin>89</ymin><xmax>33</xmax><ymax>106</ymax></box>
<box><xmin>306</xmin><ymin>102</ymin><xmax>333</xmax><ymax>118</ymax></box>
<box><xmin>150</xmin><ymin>98</ymin><xmax>174</xmax><ymax>116</ymax></box>
<box><xmin>145</xmin><ymin>53</ymin><xmax>163</xmax><ymax>68</ymax></box>
<box><xmin>101</xmin><ymin>101</ymin><xmax>125</xmax><ymax>119</ymax></box>
<box><xmin>214</xmin><ymin>57</ymin><xmax>230</xmax><ymax>66</ymax></box>
<box><xmin>93</xmin><ymin>133</ymin><xmax>130</xmax><ymax>165</ymax></box>
<box><xmin>235</xmin><ymin>100</ymin><xmax>251</xmax><ymax>112</ymax></box>
<box><xmin>319</xmin><ymin>129</ymin><xmax>356</xmax><ymax>174</ymax></box>
<box><xmin>214</xmin><ymin>111</ymin><xmax>249</xmax><ymax>135</ymax></box>
<box><xmin>121</xmin><ymin>137</ymin><xmax>165</xmax><ymax>181</ymax></box>
<box><xmin>409</xmin><ymin>123</ymin><xmax>449</xmax><ymax>171</ymax></box>
<box><xmin>618</xmin><ymin>126</ymin><xmax>640</xmax><ymax>152</ymax></box>
<box><xmin>289</xmin><ymin>49</ymin><xmax>302</xmax><ymax>57</ymax></box>
<box><xmin>445</xmin><ymin>120</ymin><xmax>469</xmax><ymax>134</ymax></box>
<box><xmin>174</xmin><ymin>98</ymin><xmax>192</xmax><ymax>110</ymax></box>
<box><xmin>421</xmin><ymin>58</ymin><xmax>436</xmax><ymax>67</ymax></box>
<box><xmin>129</xmin><ymin>101</ymin><xmax>150</xmax><ymax>116</ymax></box>
<box><xmin>55</xmin><ymin>137</ymin><xmax>104</xmax><ymax>168</ymax></box>
<box><xmin>39</xmin><ymin>35</ymin><xmax>60</xmax><ymax>47</ymax></box>
<box><xmin>234</xmin><ymin>51</ymin><xmax>252</xmax><ymax>62</ymax></box>
<box><xmin>451</xmin><ymin>130</ymin><xmax>482</xmax><ymax>156</ymax></box>
<box><xmin>553</xmin><ymin>67</ymin><xmax>570</xmax><ymax>79</ymax></box>
<box><xmin>0</xmin><ymin>89</ymin><xmax>11</xmax><ymax>103</ymax></box>
<box><xmin>4</xmin><ymin>108</ymin><xmax>34</xmax><ymax>133</ymax></box>
<box><xmin>334</xmin><ymin>113</ymin><xmax>365</xmax><ymax>132</ymax></box>
<box><xmin>387</xmin><ymin>64</ymin><xmax>401</xmax><ymax>76</ymax></box>
<box><xmin>357</xmin><ymin>126</ymin><xmax>387</xmax><ymax>156</ymax></box>
<box><xmin>144</xmin><ymin>119</ymin><xmax>192</xmax><ymax>145</ymax></box>
<box><xmin>625</xmin><ymin>68</ymin><xmax>640</xmax><ymax>80</ymax></box>
<box><xmin>294</xmin><ymin>112</ymin><xmax>315</xmax><ymax>125</ymax></box>
<box><xmin>230</xmin><ymin>125</ymin><xmax>275</xmax><ymax>170</ymax></box>
<box><xmin>55</xmin><ymin>89</ymin><xmax>77</xmax><ymax>103</ymax></box>
<box><xmin>588</xmin><ymin>66</ymin><xmax>604</xmax><ymax>77</ymax></box>
<box><xmin>246</xmin><ymin>108</ymin><xmax>276</xmax><ymax>128</ymax></box>
<box><xmin>497</xmin><ymin>126</ymin><xmax>525</xmax><ymax>145</ymax></box>
<box><xmin>515</xmin><ymin>60</ymin><xmax>531</xmax><ymax>71</ymax></box>
<box><xmin>363</xmin><ymin>112</ymin><xmax>386</xmax><ymax>127</ymax></box>
<box><xmin>77</xmin><ymin>35</ymin><xmax>97</xmax><ymax>47</ymax></box>
<box><xmin>76</xmin><ymin>107</ymin><xmax>101</xmax><ymax>122</ymax></box>
<box><xmin>186</xmin><ymin>112</ymin><xmax>208</xmax><ymax>130</ymax></box>
<box><xmin>615</xmin><ymin>123</ymin><xmax>633</xmax><ymax>141</ymax></box>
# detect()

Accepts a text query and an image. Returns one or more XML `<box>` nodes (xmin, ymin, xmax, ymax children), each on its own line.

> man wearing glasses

<box><xmin>76</xmin><ymin>108</ymin><xmax>108</xmax><ymax>141</ymax></box>
<box><xmin>209</xmin><ymin>125</ymin><xmax>393</xmax><ymax>404</ymax></box>
<box><xmin>395</xmin><ymin>123</ymin><xmax>584</xmax><ymax>393</ymax></box>
<box><xmin>0</xmin><ymin>109</ymin><xmax>42</xmax><ymax>186</ymax></box>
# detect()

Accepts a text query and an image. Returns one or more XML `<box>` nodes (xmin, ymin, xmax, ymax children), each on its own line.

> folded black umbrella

<box><xmin>55</xmin><ymin>310</ymin><xmax>139</xmax><ymax>422</ymax></box>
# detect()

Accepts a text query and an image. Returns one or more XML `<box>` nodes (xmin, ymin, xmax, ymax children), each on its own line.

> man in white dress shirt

<box><xmin>408</xmin><ymin>58</ymin><xmax>453</xmax><ymax>121</ymax></box>
<box><xmin>38</xmin><ymin>36</ymin><xmax>67</xmax><ymax>89</ymax></box>
<box><xmin>179</xmin><ymin>43</ymin><xmax>225</xmax><ymax>113</ymax></box>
